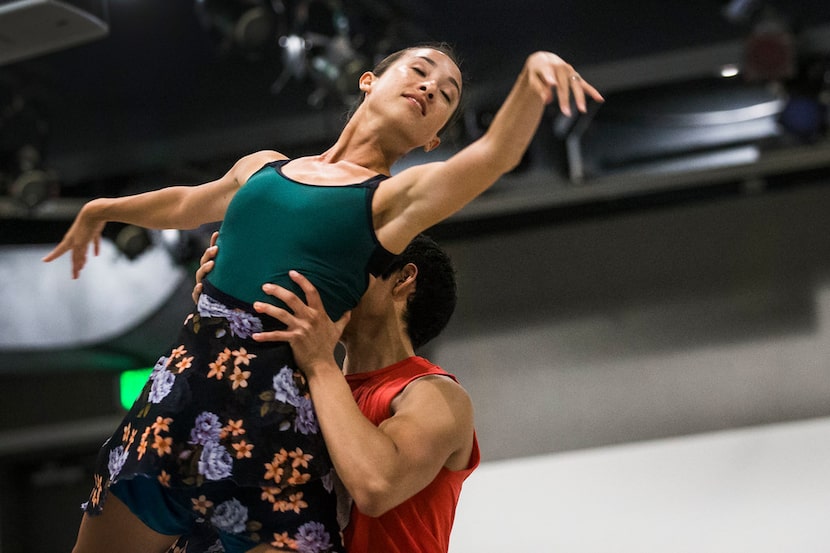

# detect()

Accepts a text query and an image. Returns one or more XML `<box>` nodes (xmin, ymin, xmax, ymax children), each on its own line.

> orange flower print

<box><xmin>207</xmin><ymin>360</ymin><xmax>227</xmax><ymax>380</ymax></box>
<box><xmin>287</xmin><ymin>469</ymin><xmax>311</xmax><ymax>486</ymax></box>
<box><xmin>126</xmin><ymin>428</ymin><xmax>138</xmax><ymax>450</ymax></box>
<box><xmin>170</xmin><ymin>345</ymin><xmax>187</xmax><ymax>359</ymax></box>
<box><xmin>271</xmin><ymin>532</ymin><xmax>297</xmax><ymax>550</ymax></box>
<box><xmin>90</xmin><ymin>474</ymin><xmax>103</xmax><ymax>508</ymax></box>
<box><xmin>224</xmin><ymin>419</ymin><xmax>246</xmax><ymax>437</ymax></box>
<box><xmin>152</xmin><ymin>434</ymin><xmax>173</xmax><ymax>456</ymax></box>
<box><xmin>121</xmin><ymin>423</ymin><xmax>133</xmax><ymax>444</ymax></box>
<box><xmin>260</xmin><ymin>486</ymin><xmax>282</xmax><ymax>503</ymax></box>
<box><xmin>137</xmin><ymin>440</ymin><xmax>148</xmax><ymax>460</ymax></box>
<box><xmin>277</xmin><ymin>492</ymin><xmax>308</xmax><ymax>514</ymax></box>
<box><xmin>137</xmin><ymin>427</ymin><xmax>152</xmax><ymax>460</ymax></box>
<box><xmin>158</xmin><ymin>470</ymin><xmax>172</xmax><ymax>487</ymax></box>
<box><xmin>151</xmin><ymin>416</ymin><xmax>173</xmax><ymax>435</ymax></box>
<box><xmin>175</xmin><ymin>356</ymin><xmax>194</xmax><ymax>373</ymax></box>
<box><xmin>232</xmin><ymin>440</ymin><xmax>254</xmax><ymax>459</ymax></box>
<box><xmin>232</xmin><ymin>347</ymin><xmax>257</xmax><ymax>366</ymax></box>
<box><xmin>288</xmin><ymin>448</ymin><xmax>313</xmax><ymax>469</ymax></box>
<box><xmin>229</xmin><ymin>367</ymin><xmax>251</xmax><ymax>390</ymax></box>
<box><xmin>191</xmin><ymin>495</ymin><xmax>214</xmax><ymax>515</ymax></box>
<box><xmin>264</xmin><ymin>460</ymin><xmax>284</xmax><ymax>484</ymax></box>
<box><xmin>273</xmin><ymin>448</ymin><xmax>289</xmax><ymax>465</ymax></box>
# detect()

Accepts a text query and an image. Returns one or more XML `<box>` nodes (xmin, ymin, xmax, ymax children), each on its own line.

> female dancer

<box><xmin>45</xmin><ymin>44</ymin><xmax>602</xmax><ymax>553</ymax></box>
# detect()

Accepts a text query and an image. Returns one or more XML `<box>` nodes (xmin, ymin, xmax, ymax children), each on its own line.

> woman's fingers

<box><xmin>530</xmin><ymin>51</ymin><xmax>604</xmax><ymax>116</ymax></box>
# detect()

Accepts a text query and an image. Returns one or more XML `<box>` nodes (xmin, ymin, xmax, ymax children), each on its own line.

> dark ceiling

<box><xmin>1</xmin><ymin>2</ymin><xmax>827</xmax><ymax>166</ymax></box>
<box><xmin>1</xmin><ymin>0</ymin><xmax>830</xmax><ymax>242</ymax></box>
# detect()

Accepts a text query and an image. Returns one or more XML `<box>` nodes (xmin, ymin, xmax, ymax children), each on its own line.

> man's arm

<box><xmin>253</xmin><ymin>272</ymin><xmax>475</xmax><ymax>517</ymax></box>
<box><xmin>310</xmin><ymin>363</ymin><xmax>474</xmax><ymax>517</ymax></box>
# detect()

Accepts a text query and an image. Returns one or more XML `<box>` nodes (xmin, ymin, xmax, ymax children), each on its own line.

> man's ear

<box><xmin>392</xmin><ymin>263</ymin><xmax>418</xmax><ymax>296</ymax></box>
<box><xmin>423</xmin><ymin>135</ymin><xmax>441</xmax><ymax>153</ymax></box>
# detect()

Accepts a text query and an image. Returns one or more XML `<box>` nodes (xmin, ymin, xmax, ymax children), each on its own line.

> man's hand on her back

<box><xmin>192</xmin><ymin>231</ymin><xmax>219</xmax><ymax>304</ymax></box>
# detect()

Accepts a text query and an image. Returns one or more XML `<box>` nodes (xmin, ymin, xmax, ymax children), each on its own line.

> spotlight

<box><xmin>271</xmin><ymin>34</ymin><xmax>310</xmax><ymax>93</ymax></box>
<box><xmin>307</xmin><ymin>34</ymin><xmax>365</xmax><ymax>106</ymax></box>
<box><xmin>722</xmin><ymin>0</ymin><xmax>763</xmax><ymax>24</ymax></box>
<box><xmin>194</xmin><ymin>0</ymin><xmax>285</xmax><ymax>58</ymax></box>
<box><xmin>233</xmin><ymin>5</ymin><xmax>279</xmax><ymax>52</ymax></box>
<box><xmin>6</xmin><ymin>145</ymin><xmax>58</xmax><ymax>210</ymax></box>
<box><xmin>9</xmin><ymin>168</ymin><xmax>54</xmax><ymax>209</ymax></box>
<box><xmin>270</xmin><ymin>0</ymin><xmax>367</xmax><ymax>106</ymax></box>
<box><xmin>115</xmin><ymin>224</ymin><xmax>152</xmax><ymax>261</ymax></box>
<box><xmin>158</xmin><ymin>227</ymin><xmax>216</xmax><ymax>266</ymax></box>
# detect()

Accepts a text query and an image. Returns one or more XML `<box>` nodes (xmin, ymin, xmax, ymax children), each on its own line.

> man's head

<box><xmin>348</xmin><ymin>234</ymin><xmax>456</xmax><ymax>350</ymax></box>
<box><xmin>377</xmin><ymin>234</ymin><xmax>457</xmax><ymax>349</ymax></box>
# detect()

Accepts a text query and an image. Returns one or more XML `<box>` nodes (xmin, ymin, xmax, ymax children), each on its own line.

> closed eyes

<box><xmin>411</xmin><ymin>66</ymin><xmax>453</xmax><ymax>103</ymax></box>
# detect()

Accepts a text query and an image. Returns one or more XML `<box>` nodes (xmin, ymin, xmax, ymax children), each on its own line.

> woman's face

<box><xmin>362</xmin><ymin>48</ymin><xmax>463</xmax><ymax>149</ymax></box>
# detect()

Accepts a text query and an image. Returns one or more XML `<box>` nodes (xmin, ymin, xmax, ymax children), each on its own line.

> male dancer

<box><xmin>179</xmin><ymin>233</ymin><xmax>478</xmax><ymax>553</ymax></box>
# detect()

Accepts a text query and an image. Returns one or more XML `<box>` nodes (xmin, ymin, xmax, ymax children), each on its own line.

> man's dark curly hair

<box><xmin>379</xmin><ymin>234</ymin><xmax>457</xmax><ymax>349</ymax></box>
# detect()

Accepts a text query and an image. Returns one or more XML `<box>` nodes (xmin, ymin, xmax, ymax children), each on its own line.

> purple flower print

<box><xmin>273</xmin><ymin>366</ymin><xmax>301</xmax><ymax>406</ymax></box>
<box><xmin>198</xmin><ymin>441</ymin><xmax>233</xmax><ymax>481</ymax></box>
<box><xmin>294</xmin><ymin>396</ymin><xmax>319</xmax><ymax>435</ymax></box>
<box><xmin>197</xmin><ymin>294</ymin><xmax>263</xmax><ymax>338</ymax></box>
<box><xmin>107</xmin><ymin>445</ymin><xmax>128</xmax><ymax>480</ymax></box>
<box><xmin>148</xmin><ymin>369</ymin><xmax>176</xmax><ymax>403</ymax></box>
<box><xmin>189</xmin><ymin>411</ymin><xmax>222</xmax><ymax>446</ymax></box>
<box><xmin>294</xmin><ymin>521</ymin><xmax>332</xmax><ymax>553</ymax></box>
<box><xmin>210</xmin><ymin>498</ymin><xmax>249</xmax><ymax>534</ymax></box>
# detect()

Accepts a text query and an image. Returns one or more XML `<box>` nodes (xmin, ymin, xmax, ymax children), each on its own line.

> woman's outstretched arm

<box><xmin>374</xmin><ymin>51</ymin><xmax>603</xmax><ymax>253</ymax></box>
<box><xmin>43</xmin><ymin>149</ymin><xmax>286</xmax><ymax>278</ymax></box>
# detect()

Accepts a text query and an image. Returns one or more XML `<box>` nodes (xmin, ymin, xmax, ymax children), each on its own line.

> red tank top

<box><xmin>344</xmin><ymin>356</ymin><xmax>480</xmax><ymax>553</ymax></box>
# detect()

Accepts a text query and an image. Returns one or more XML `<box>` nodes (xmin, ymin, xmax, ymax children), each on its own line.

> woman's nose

<box><xmin>419</xmin><ymin>82</ymin><xmax>436</xmax><ymax>99</ymax></box>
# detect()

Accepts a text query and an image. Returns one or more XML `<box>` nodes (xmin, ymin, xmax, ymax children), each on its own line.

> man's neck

<box><xmin>342</xmin><ymin>330</ymin><xmax>415</xmax><ymax>376</ymax></box>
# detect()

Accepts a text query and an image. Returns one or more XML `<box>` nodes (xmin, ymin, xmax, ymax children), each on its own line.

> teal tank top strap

<box><xmin>206</xmin><ymin>157</ymin><xmax>398</xmax><ymax>320</ymax></box>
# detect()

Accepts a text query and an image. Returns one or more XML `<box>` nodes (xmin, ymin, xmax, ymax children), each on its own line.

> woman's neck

<box><xmin>322</xmin><ymin>111</ymin><xmax>413</xmax><ymax>175</ymax></box>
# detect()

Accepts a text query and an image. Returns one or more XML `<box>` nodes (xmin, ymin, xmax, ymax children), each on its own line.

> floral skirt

<box><xmin>83</xmin><ymin>282</ymin><xmax>343</xmax><ymax>552</ymax></box>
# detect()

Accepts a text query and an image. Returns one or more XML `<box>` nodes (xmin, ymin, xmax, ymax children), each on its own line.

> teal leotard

<box><xmin>206</xmin><ymin>159</ymin><xmax>395</xmax><ymax>320</ymax></box>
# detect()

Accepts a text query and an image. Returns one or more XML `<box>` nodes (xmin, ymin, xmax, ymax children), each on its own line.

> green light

<box><xmin>119</xmin><ymin>367</ymin><xmax>153</xmax><ymax>410</ymax></box>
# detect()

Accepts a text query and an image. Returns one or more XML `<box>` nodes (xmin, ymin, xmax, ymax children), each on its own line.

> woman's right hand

<box><xmin>41</xmin><ymin>200</ymin><xmax>107</xmax><ymax>279</ymax></box>
<box><xmin>191</xmin><ymin>231</ymin><xmax>219</xmax><ymax>304</ymax></box>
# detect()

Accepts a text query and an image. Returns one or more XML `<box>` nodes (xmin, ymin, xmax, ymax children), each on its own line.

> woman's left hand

<box><xmin>525</xmin><ymin>51</ymin><xmax>604</xmax><ymax>116</ymax></box>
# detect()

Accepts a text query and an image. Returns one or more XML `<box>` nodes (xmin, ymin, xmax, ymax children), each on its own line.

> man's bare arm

<box><xmin>254</xmin><ymin>272</ymin><xmax>475</xmax><ymax>516</ymax></box>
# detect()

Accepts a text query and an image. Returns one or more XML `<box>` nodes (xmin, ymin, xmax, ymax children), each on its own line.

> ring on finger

<box><xmin>570</xmin><ymin>74</ymin><xmax>581</xmax><ymax>81</ymax></box>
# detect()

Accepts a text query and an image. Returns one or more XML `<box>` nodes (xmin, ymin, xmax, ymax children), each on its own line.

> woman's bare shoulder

<box><xmin>233</xmin><ymin>150</ymin><xmax>289</xmax><ymax>184</ymax></box>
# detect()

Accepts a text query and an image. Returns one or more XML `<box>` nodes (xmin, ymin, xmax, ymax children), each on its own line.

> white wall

<box><xmin>427</xmin><ymin>183</ymin><xmax>830</xmax><ymax>461</ymax></box>
<box><xmin>421</xmin><ymin>183</ymin><xmax>830</xmax><ymax>550</ymax></box>
<box><xmin>449</xmin><ymin>416</ymin><xmax>830</xmax><ymax>552</ymax></box>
